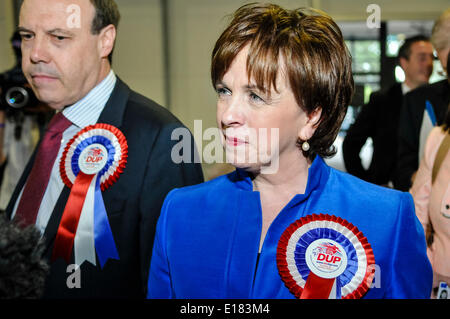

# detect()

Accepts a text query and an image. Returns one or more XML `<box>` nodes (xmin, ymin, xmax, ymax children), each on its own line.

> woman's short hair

<box><xmin>443</xmin><ymin>51</ymin><xmax>450</xmax><ymax>133</ymax></box>
<box><xmin>211</xmin><ymin>3</ymin><xmax>354</xmax><ymax>160</ymax></box>
<box><xmin>431</xmin><ymin>8</ymin><xmax>450</xmax><ymax>52</ymax></box>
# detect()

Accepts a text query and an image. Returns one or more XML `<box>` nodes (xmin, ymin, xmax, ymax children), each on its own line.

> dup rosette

<box><xmin>60</xmin><ymin>124</ymin><xmax>128</xmax><ymax>191</ymax></box>
<box><xmin>52</xmin><ymin>124</ymin><xmax>128</xmax><ymax>268</ymax></box>
<box><xmin>276</xmin><ymin>214</ymin><xmax>375</xmax><ymax>299</ymax></box>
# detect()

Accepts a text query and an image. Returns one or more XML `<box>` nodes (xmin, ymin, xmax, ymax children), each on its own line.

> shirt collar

<box><xmin>401</xmin><ymin>82</ymin><xmax>412</xmax><ymax>95</ymax></box>
<box><xmin>62</xmin><ymin>70</ymin><xmax>117</xmax><ymax>128</ymax></box>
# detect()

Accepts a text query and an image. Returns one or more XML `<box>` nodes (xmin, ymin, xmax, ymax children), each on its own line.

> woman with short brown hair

<box><xmin>211</xmin><ymin>4</ymin><xmax>354</xmax><ymax>161</ymax></box>
<box><xmin>147</xmin><ymin>3</ymin><xmax>431</xmax><ymax>299</ymax></box>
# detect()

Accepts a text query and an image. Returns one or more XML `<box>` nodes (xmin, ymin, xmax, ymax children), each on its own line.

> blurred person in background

<box><xmin>0</xmin><ymin>31</ymin><xmax>52</xmax><ymax>213</ymax></box>
<box><xmin>410</xmin><ymin>51</ymin><xmax>450</xmax><ymax>299</ymax></box>
<box><xmin>343</xmin><ymin>35</ymin><xmax>433</xmax><ymax>188</ymax></box>
<box><xmin>396</xmin><ymin>8</ymin><xmax>450</xmax><ymax>191</ymax></box>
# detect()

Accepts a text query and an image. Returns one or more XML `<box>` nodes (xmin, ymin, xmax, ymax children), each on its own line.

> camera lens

<box><xmin>6</xmin><ymin>86</ymin><xmax>29</xmax><ymax>109</ymax></box>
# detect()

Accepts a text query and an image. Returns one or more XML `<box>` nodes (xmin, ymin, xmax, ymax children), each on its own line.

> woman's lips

<box><xmin>225</xmin><ymin>135</ymin><xmax>247</xmax><ymax>146</ymax></box>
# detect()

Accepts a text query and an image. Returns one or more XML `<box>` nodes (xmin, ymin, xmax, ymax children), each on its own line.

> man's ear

<box><xmin>98</xmin><ymin>24</ymin><xmax>116</xmax><ymax>59</ymax></box>
<box><xmin>399</xmin><ymin>56</ymin><xmax>408</xmax><ymax>71</ymax></box>
<box><xmin>298</xmin><ymin>107</ymin><xmax>322</xmax><ymax>141</ymax></box>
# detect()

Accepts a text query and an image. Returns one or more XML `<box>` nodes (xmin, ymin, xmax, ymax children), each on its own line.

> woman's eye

<box><xmin>249</xmin><ymin>92</ymin><xmax>265</xmax><ymax>103</ymax></box>
<box><xmin>216</xmin><ymin>87</ymin><xmax>231</xmax><ymax>96</ymax></box>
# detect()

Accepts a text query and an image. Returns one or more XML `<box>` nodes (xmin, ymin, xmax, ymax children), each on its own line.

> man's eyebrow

<box><xmin>47</xmin><ymin>28</ymin><xmax>76</xmax><ymax>37</ymax></box>
<box><xmin>17</xmin><ymin>26</ymin><xmax>33</xmax><ymax>33</ymax></box>
<box><xmin>16</xmin><ymin>27</ymin><xmax>76</xmax><ymax>37</ymax></box>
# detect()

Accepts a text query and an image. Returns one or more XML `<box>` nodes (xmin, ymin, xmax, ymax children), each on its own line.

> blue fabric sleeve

<box><xmin>386</xmin><ymin>192</ymin><xmax>432</xmax><ymax>298</ymax></box>
<box><xmin>146</xmin><ymin>189</ymin><xmax>177</xmax><ymax>299</ymax></box>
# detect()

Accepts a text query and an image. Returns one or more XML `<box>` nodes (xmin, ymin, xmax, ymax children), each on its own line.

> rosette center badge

<box><xmin>306</xmin><ymin>239</ymin><xmax>348</xmax><ymax>279</ymax></box>
<box><xmin>277</xmin><ymin>214</ymin><xmax>375</xmax><ymax>299</ymax></box>
<box><xmin>78</xmin><ymin>144</ymin><xmax>108</xmax><ymax>175</ymax></box>
<box><xmin>52</xmin><ymin>123</ymin><xmax>128</xmax><ymax>269</ymax></box>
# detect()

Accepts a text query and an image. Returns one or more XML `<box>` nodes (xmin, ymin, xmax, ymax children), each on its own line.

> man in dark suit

<box><xmin>6</xmin><ymin>0</ymin><xmax>204</xmax><ymax>298</ymax></box>
<box><xmin>343</xmin><ymin>35</ymin><xmax>434</xmax><ymax>187</ymax></box>
<box><xmin>396</xmin><ymin>9</ymin><xmax>450</xmax><ymax>191</ymax></box>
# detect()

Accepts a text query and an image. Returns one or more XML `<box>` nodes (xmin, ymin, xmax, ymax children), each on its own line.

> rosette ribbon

<box><xmin>52</xmin><ymin>124</ymin><xmax>128</xmax><ymax>268</ymax></box>
<box><xmin>277</xmin><ymin>214</ymin><xmax>375</xmax><ymax>299</ymax></box>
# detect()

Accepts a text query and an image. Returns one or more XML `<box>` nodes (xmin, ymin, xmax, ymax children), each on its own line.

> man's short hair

<box><xmin>89</xmin><ymin>0</ymin><xmax>121</xmax><ymax>63</ymax></box>
<box><xmin>397</xmin><ymin>35</ymin><xmax>430</xmax><ymax>61</ymax></box>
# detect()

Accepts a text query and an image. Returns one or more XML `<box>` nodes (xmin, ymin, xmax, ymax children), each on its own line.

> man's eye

<box><xmin>54</xmin><ymin>35</ymin><xmax>67</xmax><ymax>41</ymax></box>
<box><xmin>20</xmin><ymin>33</ymin><xmax>33</xmax><ymax>40</ymax></box>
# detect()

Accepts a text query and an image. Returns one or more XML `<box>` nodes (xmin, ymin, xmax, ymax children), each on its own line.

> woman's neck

<box><xmin>252</xmin><ymin>154</ymin><xmax>311</xmax><ymax>196</ymax></box>
<box><xmin>251</xmin><ymin>154</ymin><xmax>311</xmax><ymax>252</ymax></box>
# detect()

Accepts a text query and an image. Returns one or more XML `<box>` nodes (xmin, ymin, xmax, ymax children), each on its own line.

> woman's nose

<box><xmin>220</xmin><ymin>96</ymin><xmax>245</xmax><ymax>128</ymax></box>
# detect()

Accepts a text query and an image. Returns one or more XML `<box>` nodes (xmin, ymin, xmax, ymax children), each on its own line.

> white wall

<box><xmin>320</xmin><ymin>0</ymin><xmax>450</xmax><ymax>21</ymax></box>
<box><xmin>114</xmin><ymin>0</ymin><xmax>165</xmax><ymax>107</ymax></box>
<box><xmin>0</xmin><ymin>0</ymin><xmax>15</xmax><ymax>72</ymax></box>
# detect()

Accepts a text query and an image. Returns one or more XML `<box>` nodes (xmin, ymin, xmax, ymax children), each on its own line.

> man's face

<box><xmin>400</xmin><ymin>41</ymin><xmax>434</xmax><ymax>89</ymax></box>
<box><xmin>19</xmin><ymin>0</ymin><xmax>108</xmax><ymax>110</ymax></box>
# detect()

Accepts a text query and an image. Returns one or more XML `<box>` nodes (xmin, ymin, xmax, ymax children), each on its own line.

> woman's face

<box><xmin>215</xmin><ymin>45</ymin><xmax>316</xmax><ymax>174</ymax></box>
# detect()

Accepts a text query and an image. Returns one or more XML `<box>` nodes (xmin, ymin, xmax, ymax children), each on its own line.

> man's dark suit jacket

<box><xmin>342</xmin><ymin>83</ymin><xmax>403</xmax><ymax>186</ymax></box>
<box><xmin>6</xmin><ymin>78</ymin><xmax>204</xmax><ymax>298</ymax></box>
<box><xmin>396</xmin><ymin>79</ymin><xmax>449</xmax><ymax>191</ymax></box>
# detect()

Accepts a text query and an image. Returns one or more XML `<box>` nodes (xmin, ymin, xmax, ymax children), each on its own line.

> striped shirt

<box><xmin>12</xmin><ymin>70</ymin><xmax>117</xmax><ymax>234</ymax></box>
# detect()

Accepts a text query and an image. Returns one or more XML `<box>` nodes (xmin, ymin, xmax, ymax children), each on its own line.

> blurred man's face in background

<box><xmin>400</xmin><ymin>40</ymin><xmax>434</xmax><ymax>89</ymax></box>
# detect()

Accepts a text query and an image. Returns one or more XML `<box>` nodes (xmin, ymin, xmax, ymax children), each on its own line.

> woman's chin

<box><xmin>227</xmin><ymin>160</ymin><xmax>263</xmax><ymax>175</ymax></box>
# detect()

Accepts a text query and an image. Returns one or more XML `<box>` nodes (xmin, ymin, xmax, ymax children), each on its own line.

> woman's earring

<box><xmin>302</xmin><ymin>141</ymin><xmax>310</xmax><ymax>152</ymax></box>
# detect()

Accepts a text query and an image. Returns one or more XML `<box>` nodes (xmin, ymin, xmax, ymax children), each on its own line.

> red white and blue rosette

<box><xmin>276</xmin><ymin>214</ymin><xmax>375</xmax><ymax>299</ymax></box>
<box><xmin>52</xmin><ymin>124</ymin><xmax>128</xmax><ymax>268</ymax></box>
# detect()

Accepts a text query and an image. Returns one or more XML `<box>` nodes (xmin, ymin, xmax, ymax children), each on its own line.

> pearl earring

<box><xmin>302</xmin><ymin>141</ymin><xmax>310</xmax><ymax>152</ymax></box>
